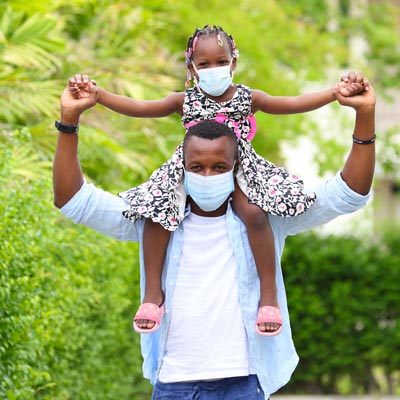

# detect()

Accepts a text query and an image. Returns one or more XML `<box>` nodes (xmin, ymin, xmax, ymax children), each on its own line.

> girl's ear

<box><xmin>186</xmin><ymin>66</ymin><xmax>196</xmax><ymax>88</ymax></box>
<box><xmin>231</xmin><ymin>58</ymin><xmax>237</xmax><ymax>71</ymax></box>
<box><xmin>189</xmin><ymin>64</ymin><xmax>197</xmax><ymax>79</ymax></box>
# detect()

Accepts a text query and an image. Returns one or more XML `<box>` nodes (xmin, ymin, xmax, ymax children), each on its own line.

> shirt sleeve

<box><xmin>60</xmin><ymin>180</ymin><xmax>141</xmax><ymax>242</ymax></box>
<box><xmin>280</xmin><ymin>171</ymin><xmax>372</xmax><ymax>236</ymax></box>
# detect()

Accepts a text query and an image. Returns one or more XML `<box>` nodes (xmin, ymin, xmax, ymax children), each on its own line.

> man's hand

<box><xmin>60</xmin><ymin>75</ymin><xmax>98</xmax><ymax>124</ymax></box>
<box><xmin>336</xmin><ymin>77</ymin><xmax>376</xmax><ymax>113</ymax></box>
<box><xmin>68</xmin><ymin>74</ymin><xmax>98</xmax><ymax>99</ymax></box>
<box><xmin>338</xmin><ymin>70</ymin><xmax>370</xmax><ymax>97</ymax></box>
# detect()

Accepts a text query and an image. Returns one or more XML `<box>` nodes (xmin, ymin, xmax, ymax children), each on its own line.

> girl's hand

<box><xmin>68</xmin><ymin>74</ymin><xmax>98</xmax><ymax>100</ymax></box>
<box><xmin>337</xmin><ymin>71</ymin><xmax>370</xmax><ymax>97</ymax></box>
<box><xmin>336</xmin><ymin>81</ymin><xmax>376</xmax><ymax>112</ymax></box>
<box><xmin>61</xmin><ymin>76</ymin><xmax>98</xmax><ymax>121</ymax></box>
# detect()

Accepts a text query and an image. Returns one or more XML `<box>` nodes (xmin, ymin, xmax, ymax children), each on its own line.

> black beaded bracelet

<box><xmin>352</xmin><ymin>135</ymin><xmax>376</xmax><ymax>145</ymax></box>
<box><xmin>55</xmin><ymin>120</ymin><xmax>79</xmax><ymax>134</ymax></box>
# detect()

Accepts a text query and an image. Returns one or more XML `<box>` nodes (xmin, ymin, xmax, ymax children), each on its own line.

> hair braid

<box><xmin>184</xmin><ymin>25</ymin><xmax>239</xmax><ymax>67</ymax></box>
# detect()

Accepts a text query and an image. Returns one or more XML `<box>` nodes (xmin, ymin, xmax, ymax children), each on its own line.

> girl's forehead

<box><xmin>193</xmin><ymin>36</ymin><xmax>231</xmax><ymax>57</ymax></box>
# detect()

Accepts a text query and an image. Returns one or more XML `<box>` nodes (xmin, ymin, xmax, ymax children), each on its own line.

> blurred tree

<box><xmin>2</xmin><ymin>0</ymin><xmax>399</xmax><ymax>181</ymax></box>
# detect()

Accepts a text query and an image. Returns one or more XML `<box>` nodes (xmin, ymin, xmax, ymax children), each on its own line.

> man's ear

<box><xmin>233</xmin><ymin>160</ymin><xmax>239</xmax><ymax>173</ymax></box>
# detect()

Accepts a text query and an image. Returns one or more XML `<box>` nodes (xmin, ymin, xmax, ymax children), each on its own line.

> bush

<box><xmin>281</xmin><ymin>231</ymin><xmax>400</xmax><ymax>395</ymax></box>
<box><xmin>0</xmin><ymin>140</ymin><xmax>152</xmax><ymax>399</ymax></box>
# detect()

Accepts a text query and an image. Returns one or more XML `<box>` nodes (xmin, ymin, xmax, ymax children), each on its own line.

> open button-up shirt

<box><xmin>61</xmin><ymin>172</ymin><xmax>370</xmax><ymax>398</ymax></box>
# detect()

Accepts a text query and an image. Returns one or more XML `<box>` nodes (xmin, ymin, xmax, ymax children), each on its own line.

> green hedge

<box><xmin>0</xmin><ymin>141</ymin><xmax>152</xmax><ymax>399</ymax></box>
<box><xmin>282</xmin><ymin>230</ymin><xmax>400</xmax><ymax>394</ymax></box>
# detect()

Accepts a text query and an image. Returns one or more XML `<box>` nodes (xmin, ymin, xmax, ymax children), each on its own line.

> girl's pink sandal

<box><xmin>133</xmin><ymin>302</ymin><xmax>165</xmax><ymax>334</ymax></box>
<box><xmin>255</xmin><ymin>305</ymin><xmax>283</xmax><ymax>337</ymax></box>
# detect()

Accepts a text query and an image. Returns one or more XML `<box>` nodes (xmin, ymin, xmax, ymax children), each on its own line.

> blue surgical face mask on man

<box><xmin>184</xmin><ymin>168</ymin><xmax>235</xmax><ymax>212</ymax></box>
<box><xmin>192</xmin><ymin>60</ymin><xmax>234</xmax><ymax>97</ymax></box>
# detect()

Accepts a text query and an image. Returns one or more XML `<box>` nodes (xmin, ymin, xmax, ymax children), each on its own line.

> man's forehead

<box><xmin>184</xmin><ymin>136</ymin><xmax>236</xmax><ymax>164</ymax></box>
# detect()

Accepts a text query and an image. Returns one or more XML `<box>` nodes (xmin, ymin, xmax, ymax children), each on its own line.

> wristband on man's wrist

<box><xmin>55</xmin><ymin>120</ymin><xmax>80</xmax><ymax>134</ymax></box>
<box><xmin>352</xmin><ymin>135</ymin><xmax>376</xmax><ymax>145</ymax></box>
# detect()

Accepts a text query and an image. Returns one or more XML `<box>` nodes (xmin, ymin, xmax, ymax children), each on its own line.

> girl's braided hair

<box><xmin>184</xmin><ymin>25</ymin><xmax>239</xmax><ymax>67</ymax></box>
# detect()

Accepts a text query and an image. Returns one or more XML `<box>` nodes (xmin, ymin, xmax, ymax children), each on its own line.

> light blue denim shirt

<box><xmin>61</xmin><ymin>172</ymin><xmax>370</xmax><ymax>398</ymax></box>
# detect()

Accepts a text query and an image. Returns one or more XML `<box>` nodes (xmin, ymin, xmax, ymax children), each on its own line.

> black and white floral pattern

<box><xmin>119</xmin><ymin>84</ymin><xmax>316</xmax><ymax>230</ymax></box>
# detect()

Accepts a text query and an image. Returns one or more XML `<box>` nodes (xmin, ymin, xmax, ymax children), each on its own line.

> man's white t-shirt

<box><xmin>158</xmin><ymin>212</ymin><xmax>254</xmax><ymax>382</ymax></box>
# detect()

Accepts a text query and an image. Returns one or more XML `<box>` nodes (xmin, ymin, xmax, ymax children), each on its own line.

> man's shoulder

<box><xmin>61</xmin><ymin>181</ymin><xmax>141</xmax><ymax>242</ymax></box>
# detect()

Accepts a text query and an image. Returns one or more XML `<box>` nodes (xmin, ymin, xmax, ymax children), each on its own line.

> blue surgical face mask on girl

<box><xmin>184</xmin><ymin>168</ymin><xmax>235</xmax><ymax>212</ymax></box>
<box><xmin>192</xmin><ymin>60</ymin><xmax>234</xmax><ymax>97</ymax></box>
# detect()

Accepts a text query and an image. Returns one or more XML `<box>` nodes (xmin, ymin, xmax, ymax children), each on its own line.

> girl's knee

<box><xmin>238</xmin><ymin>203</ymin><xmax>269</xmax><ymax>229</ymax></box>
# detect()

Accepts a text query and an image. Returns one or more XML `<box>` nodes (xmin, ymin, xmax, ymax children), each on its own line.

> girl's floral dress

<box><xmin>119</xmin><ymin>84</ymin><xmax>316</xmax><ymax>230</ymax></box>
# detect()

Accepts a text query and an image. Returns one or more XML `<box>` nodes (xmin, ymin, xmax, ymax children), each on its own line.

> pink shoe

<box><xmin>133</xmin><ymin>302</ymin><xmax>165</xmax><ymax>334</ymax></box>
<box><xmin>255</xmin><ymin>305</ymin><xmax>283</xmax><ymax>337</ymax></box>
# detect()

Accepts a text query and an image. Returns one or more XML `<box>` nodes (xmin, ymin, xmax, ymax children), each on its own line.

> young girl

<box><xmin>69</xmin><ymin>25</ymin><xmax>366</xmax><ymax>336</ymax></box>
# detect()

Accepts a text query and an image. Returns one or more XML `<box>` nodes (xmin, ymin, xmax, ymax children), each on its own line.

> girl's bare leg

<box><xmin>135</xmin><ymin>219</ymin><xmax>170</xmax><ymax>330</ymax></box>
<box><xmin>232</xmin><ymin>182</ymin><xmax>281</xmax><ymax>333</ymax></box>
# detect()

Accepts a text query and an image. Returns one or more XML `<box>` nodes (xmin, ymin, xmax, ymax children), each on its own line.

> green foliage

<box><xmin>0</xmin><ymin>7</ymin><xmax>65</xmax><ymax>125</ymax></box>
<box><xmin>0</xmin><ymin>136</ymin><xmax>151</xmax><ymax>399</ymax></box>
<box><xmin>282</xmin><ymin>231</ymin><xmax>400</xmax><ymax>394</ymax></box>
<box><xmin>377</xmin><ymin>126</ymin><xmax>400</xmax><ymax>183</ymax></box>
<box><xmin>355</xmin><ymin>2</ymin><xmax>400</xmax><ymax>88</ymax></box>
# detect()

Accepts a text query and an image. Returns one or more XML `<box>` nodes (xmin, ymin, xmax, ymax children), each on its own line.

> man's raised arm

<box><xmin>337</xmin><ymin>81</ymin><xmax>376</xmax><ymax>195</ymax></box>
<box><xmin>53</xmin><ymin>79</ymin><xmax>97</xmax><ymax>208</ymax></box>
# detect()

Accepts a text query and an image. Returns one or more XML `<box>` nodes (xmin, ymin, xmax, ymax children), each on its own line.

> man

<box><xmin>53</xmin><ymin>73</ymin><xmax>376</xmax><ymax>399</ymax></box>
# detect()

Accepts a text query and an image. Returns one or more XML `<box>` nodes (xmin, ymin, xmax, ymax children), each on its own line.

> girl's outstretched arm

<box><xmin>251</xmin><ymin>87</ymin><xmax>338</xmax><ymax>115</ymax></box>
<box><xmin>69</xmin><ymin>74</ymin><xmax>185</xmax><ymax>118</ymax></box>
<box><xmin>251</xmin><ymin>71</ymin><xmax>368</xmax><ymax>115</ymax></box>
<box><xmin>97</xmin><ymin>88</ymin><xmax>185</xmax><ymax>117</ymax></box>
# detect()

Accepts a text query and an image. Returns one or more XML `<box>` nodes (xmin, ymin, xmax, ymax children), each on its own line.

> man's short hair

<box><xmin>183</xmin><ymin>120</ymin><xmax>238</xmax><ymax>159</ymax></box>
